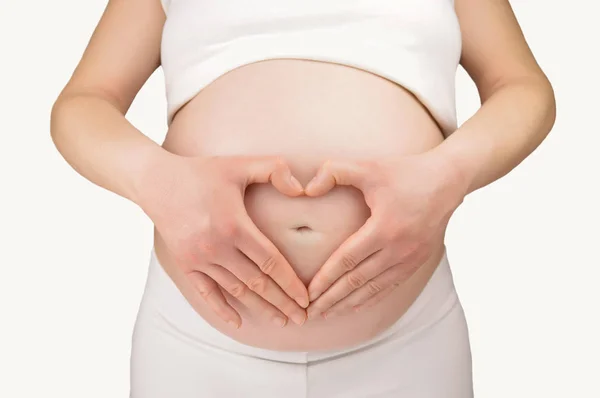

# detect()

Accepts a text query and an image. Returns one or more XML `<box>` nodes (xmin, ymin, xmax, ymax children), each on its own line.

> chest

<box><xmin>162</xmin><ymin>0</ymin><xmax>460</xmax><ymax>45</ymax></box>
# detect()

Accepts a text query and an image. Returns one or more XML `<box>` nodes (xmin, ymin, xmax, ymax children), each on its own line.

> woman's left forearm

<box><xmin>304</xmin><ymin>76</ymin><xmax>557</xmax><ymax>312</ymax></box>
<box><xmin>432</xmin><ymin>76</ymin><xmax>556</xmax><ymax>196</ymax></box>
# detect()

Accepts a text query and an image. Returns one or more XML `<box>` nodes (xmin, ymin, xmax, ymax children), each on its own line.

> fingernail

<box><xmin>308</xmin><ymin>288</ymin><xmax>321</xmax><ymax>302</ymax></box>
<box><xmin>304</xmin><ymin>178</ymin><xmax>317</xmax><ymax>194</ymax></box>
<box><xmin>228</xmin><ymin>320</ymin><xmax>240</xmax><ymax>329</ymax></box>
<box><xmin>305</xmin><ymin>169</ymin><xmax>324</xmax><ymax>193</ymax></box>
<box><xmin>291</xmin><ymin>312</ymin><xmax>307</xmax><ymax>326</ymax></box>
<box><xmin>295</xmin><ymin>296</ymin><xmax>309</xmax><ymax>308</ymax></box>
<box><xmin>273</xmin><ymin>316</ymin><xmax>288</xmax><ymax>328</ymax></box>
<box><xmin>290</xmin><ymin>175</ymin><xmax>304</xmax><ymax>192</ymax></box>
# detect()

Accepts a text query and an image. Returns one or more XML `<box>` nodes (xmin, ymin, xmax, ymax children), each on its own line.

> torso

<box><xmin>154</xmin><ymin>58</ymin><xmax>447</xmax><ymax>351</ymax></box>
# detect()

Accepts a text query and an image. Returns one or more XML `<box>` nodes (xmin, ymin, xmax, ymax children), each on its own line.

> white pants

<box><xmin>130</xmin><ymin>247</ymin><xmax>473</xmax><ymax>398</ymax></box>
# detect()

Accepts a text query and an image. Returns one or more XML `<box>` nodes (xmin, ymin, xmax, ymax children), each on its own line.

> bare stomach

<box><xmin>153</xmin><ymin>59</ymin><xmax>447</xmax><ymax>351</ymax></box>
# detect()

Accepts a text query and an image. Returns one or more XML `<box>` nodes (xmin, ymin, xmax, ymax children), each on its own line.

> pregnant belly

<box><xmin>154</xmin><ymin>59</ymin><xmax>448</xmax><ymax>351</ymax></box>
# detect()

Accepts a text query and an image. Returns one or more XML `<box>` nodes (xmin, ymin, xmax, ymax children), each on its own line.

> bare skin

<box><xmin>51</xmin><ymin>0</ymin><xmax>555</xmax><ymax>351</ymax></box>
<box><xmin>154</xmin><ymin>58</ymin><xmax>449</xmax><ymax>350</ymax></box>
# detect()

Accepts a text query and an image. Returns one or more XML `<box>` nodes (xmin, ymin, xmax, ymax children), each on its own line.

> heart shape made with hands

<box><xmin>245</xmin><ymin>159</ymin><xmax>375</xmax><ymax>307</ymax></box>
<box><xmin>246</xmin><ymin>161</ymin><xmax>370</xmax><ymax>282</ymax></box>
<box><xmin>248</xmin><ymin>154</ymin><xmax>458</xmax><ymax>319</ymax></box>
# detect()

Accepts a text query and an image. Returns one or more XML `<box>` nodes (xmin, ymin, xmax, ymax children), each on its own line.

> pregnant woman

<box><xmin>50</xmin><ymin>0</ymin><xmax>556</xmax><ymax>397</ymax></box>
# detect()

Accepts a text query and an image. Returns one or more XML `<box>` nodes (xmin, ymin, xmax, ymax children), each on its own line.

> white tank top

<box><xmin>159</xmin><ymin>0</ymin><xmax>462</xmax><ymax>134</ymax></box>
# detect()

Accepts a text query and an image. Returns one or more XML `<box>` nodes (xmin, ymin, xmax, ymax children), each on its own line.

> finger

<box><xmin>202</xmin><ymin>263</ymin><xmax>289</xmax><ymax>328</ymax></box>
<box><xmin>306</xmin><ymin>250</ymin><xmax>388</xmax><ymax>318</ymax></box>
<box><xmin>304</xmin><ymin>159</ymin><xmax>371</xmax><ymax>196</ymax></box>
<box><xmin>307</xmin><ymin>217</ymin><xmax>381</xmax><ymax>301</ymax></box>
<box><xmin>327</xmin><ymin>284</ymin><xmax>400</xmax><ymax>319</ymax></box>
<box><xmin>359</xmin><ymin>282</ymin><xmax>401</xmax><ymax>310</ymax></box>
<box><xmin>220</xmin><ymin>247</ymin><xmax>307</xmax><ymax>326</ymax></box>
<box><xmin>187</xmin><ymin>271</ymin><xmax>242</xmax><ymax>328</ymax></box>
<box><xmin>236</xmin><ymin>215</ymin><xmax>310</xmax><ymax>309</ymax></box>
<box><xmin>323</xmin><ymin>263</ymin><xmax>413</xmax><ymax>318</ymax></box>
<box><xmin>239</xmin><ymin>156</ymin><xmax>304</xmax><ymax>196</ymax></box>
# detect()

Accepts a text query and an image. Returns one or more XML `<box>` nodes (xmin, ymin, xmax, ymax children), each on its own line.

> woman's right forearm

<box><xmin>50</xmin><ymin>92</ymin><xmax>173</xmax><ymax>205</ymax></box>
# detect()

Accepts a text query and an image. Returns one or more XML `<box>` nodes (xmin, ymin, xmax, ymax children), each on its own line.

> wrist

<box><xmin>425</xmin><ymin>140</ymin><xmax>474</xmax><ymax>199</ymax></box>
<box><xmin>129</xmin><ymin>144</ymin><xmax>181</xmax><ymax>208</ymax></box>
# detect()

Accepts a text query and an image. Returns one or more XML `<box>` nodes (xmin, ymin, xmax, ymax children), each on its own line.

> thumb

<box><xmin>240</xmin><ymin>156</ymin><xmax>304</xmax><ymax>196</ymax></box>
<box><xmin>304</xmin><ymin>159</ymin><xmax>370</xmax><ymax>196</ymax></box>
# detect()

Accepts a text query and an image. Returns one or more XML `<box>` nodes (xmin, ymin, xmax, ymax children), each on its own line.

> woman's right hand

<box><xmin>136</xmin><ymin>153</ymin><xmax>309</xmax><ymax>328</ymax></box>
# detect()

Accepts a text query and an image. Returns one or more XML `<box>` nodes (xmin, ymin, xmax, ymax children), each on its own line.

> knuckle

<box><xmin>194</xmin><ymin>236</ymin><xmax>221</xmax><ymax>261</ymax></box>
<box><xmin>198</xmin><ymin>240</ymin><xmax>217</xmax><ymax>255</ymax></box>
<box><xmin>196</xmin><ymin>213</ymin><xmax>216</xmax><ymax>233</ymax></box>
<box><xmin>227</xmin><ymin>283</ymin><xmax>247</xmax><ymax>298</ymax></box>
<box><xmin>247</xmin><ymin>275</ymin><xmax>269</xmax><ymax>294</ymax></box>
<box><xmin>341</xmin><ymin>254</ymin><xmax>358</xmax><ymax>272</ymax></box>
<box><xmin>321</xmin><ymin>159</ymin><xmax>334</xmax><ymax>172</ymax></box>
<box><xmin>366</xmin><ymin>280</ymin><xmax>383</xmax><ymax>295</ymax></box>
<box><xmin>273</xmin><ymin>156</ymin><xmax>286</xmax><ymax>169</ymax></box>
<box><xmin>178</xmin><ymin>224</ymin><xmax>218</xmax><ymax>256</ymax></box>
<box><xmin>197</xmin><ymin>284</ymin><xmax>216</xmax><ymax>300</ymax></box>
<box><xmin>346</xmin><ymin>271</ymin><xmax>367</xmax><ymax>289</ymax></box>
<box><xmin>217</xmin><ymin>219</ymin><xmax>239</xmax><ymax>240</ymax></box>
<box><xmin>173</xmin><ymin>246</ymin><xmax>197</xmax><ymax>266</ymax></box>
<box><xmin>258</xmin><ymin>255</ymin><xmax>278</xmax><ymax>275</ymax></box>
<box><xmin>265</xmin><ymin>156</ymin><xmax>287</xmax><ymax>175</ymax></box>
<box><xmin>173</xmin><ymin>234</ymin><xmax>204</xmax><ymax>264</ymax></box>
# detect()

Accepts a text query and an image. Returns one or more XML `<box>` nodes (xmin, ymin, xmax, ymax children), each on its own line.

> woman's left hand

<box><xmin>305</xmin><ymin>149</ymin><xmax>469</xmax><ymax>319</ymax></box>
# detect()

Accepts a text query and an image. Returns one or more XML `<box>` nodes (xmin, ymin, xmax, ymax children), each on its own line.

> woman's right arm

<box><xmin>50</xmin><ymin>0</ymin><xmax>309</xmax><ymax>327</ymax></box>
<box><xmin>50</xmin><ymin>0</ymin><xmax>166</xmax><ymax>203</ymax></box>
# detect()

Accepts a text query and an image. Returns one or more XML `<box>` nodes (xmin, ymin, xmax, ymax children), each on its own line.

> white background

<box><xmin>1</xmin><ymin>0</ymin><xmax>598</xmax><ymax>397</ymax></box>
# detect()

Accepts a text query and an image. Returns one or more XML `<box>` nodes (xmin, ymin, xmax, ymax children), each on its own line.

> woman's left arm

<box><xmin>305</xmin><ymin>0</ymin><xmax>556</xmax><ymax>318</ymax></box>
<box><xmin>433</xmin><ymin>0</ymin><xmax>556</xmax><ymax>194</ymax></box>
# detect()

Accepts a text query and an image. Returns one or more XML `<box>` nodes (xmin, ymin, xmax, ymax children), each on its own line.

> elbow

<box><xmin>543</xmin><ymin>76</ymin><xmax>557</xmax><ymax>135</ymax></box>
<box><xmin>50</xmin><ymin>96</ymin><xmax>65</xmax><ymax>144</ymax></box>
<box><xmin>50</xmin><ymin>91</ymin><xmax>82</xmax><ymax>142</ymax></box>
<box><xmin>50</xmin><ymin>94</ymin><xmax>72</xmax><ymax>151</ymax></box>
<box><xmin>525</xmin><ymin>74</ymin><xmax>556</xmax><ymax>144</ymax></box>
<box><xmin>50</xmin><ymin>91</ymin><xmax>78</xmax><ymax>150</ymax></box>
<box><xmin>527</xmin><ymin>69</ymin><xmax>557</xmax><ymax>137</ymax></box>
<box><xmin>516</xmin><ymin>73</ymin><xmax>557</xmax><ymax>138</ymax></box>
<box><xmin>532</xmin><ymin>69</ymin><xmax>557</xmax><ymax>133</ymax></box>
